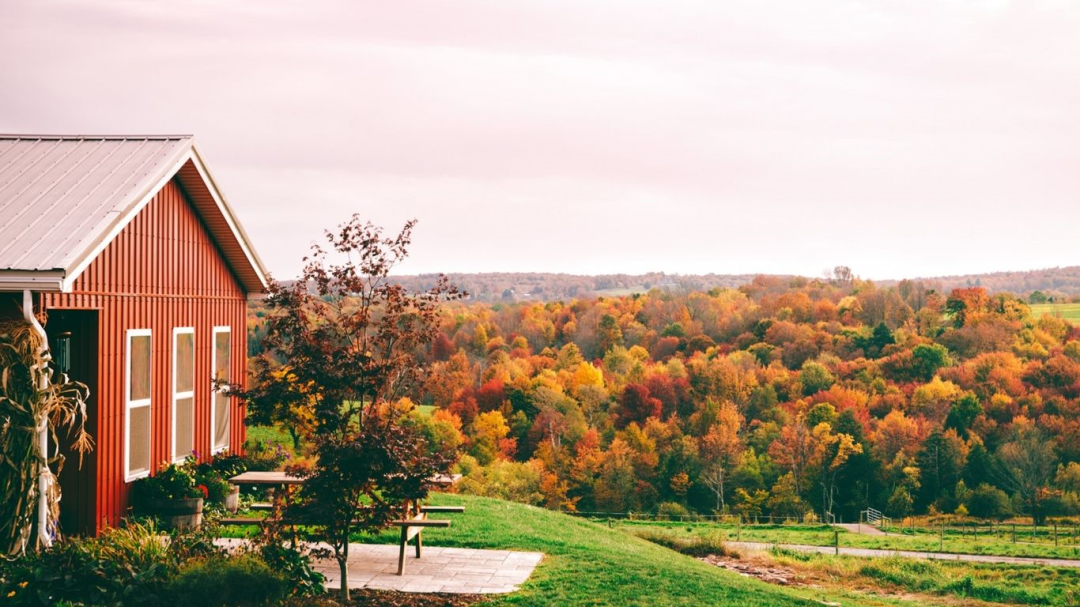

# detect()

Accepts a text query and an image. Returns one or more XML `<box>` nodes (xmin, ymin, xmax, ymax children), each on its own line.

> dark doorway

<box><xmin>47</xmin><ymin>309</ymin><xmax>99</xmax><ymax>537</ymax></box>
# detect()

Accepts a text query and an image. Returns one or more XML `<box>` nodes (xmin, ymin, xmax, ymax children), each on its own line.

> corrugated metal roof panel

<box><xmin>0</xmin><ymin>136</ymin><xmax>190</xmax><ymax>271</ymax></box>
<box><xmin>0</xmin><ymin>135</ymin><xmax>268</xmax><ymax>293</ymax></box>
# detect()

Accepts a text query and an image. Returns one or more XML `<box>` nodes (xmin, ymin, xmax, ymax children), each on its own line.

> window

<box><xmin>172</xmin><ymin>328</ymin><xmax>195</xmax><ymax>463</ymax></box>
<box><xmin>125</xmin><ymin>329</ymin><xmax>152</xmax><ymax>481</ymax></box>
<box><xmin>210</xmin><ymin>326</ymin><xmax>231</xmax><ymax>453</ymax></box>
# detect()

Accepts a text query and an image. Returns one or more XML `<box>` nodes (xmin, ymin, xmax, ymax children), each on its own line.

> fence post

<box><xmin>940</xmin><ymin>521</ymin><xmax>944</xmax><ymax>552</ymax></box>
<box><xmin>737</xmin><ymin>516</ymin><xmax>742</xmax><ymax>542</ymax></box>
<box><xmin>1012</xmin><ymin>523</ymin><xmax>1016</xmax><ymax>543</ymax></box>
<box><xmin>834</xmin><ymin>530</ymin><xmax>839</xmax><ymax>555</ymax></box>
<box><xmin>1054</xmin><ymin>523</ymin><xmax>1058</xmax><ymax>547</ymax></box>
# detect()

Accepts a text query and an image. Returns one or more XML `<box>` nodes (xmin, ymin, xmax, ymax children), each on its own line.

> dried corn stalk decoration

<box><xmin>0</xmin><ymin>317</ymin><xmax>92</xmax><ymax>557</ymax></box>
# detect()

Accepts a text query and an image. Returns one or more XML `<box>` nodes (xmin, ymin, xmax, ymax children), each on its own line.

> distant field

<box><xmin>1030</xmin><ymin>303</ymin><xmax>1080</xmax><ymax>321</ymax></box>
<box><xmin>594</xmin><ymin>284</ymin><xmax>651</xmax><ymax>297</ymax></box>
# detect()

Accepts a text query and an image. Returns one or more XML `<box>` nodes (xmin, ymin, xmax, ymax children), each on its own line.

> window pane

<box><xmin>213</xmin><ymin>330</ymin><xmax>231</xmax><ymax>450</ymax></box>
<box><xmin>214</xmin><ymin>331</ymin><xmax>230</xmax><ymax>381</ymax></box>
<box><xmin>175</xmin><ymin>396</ymin><xmax>194</xmax><ymax>459</ymax></box>
<box><xmin>175</xmin><ymin>332</ymin><xmax>194</xmax><ymax>393</ymax></box>
<box><xmin>214</xmin><ymin>393</ymin><xmax>230</xmax><ymax>448</ymax></box>
<box><xmin>129</xmin><ymin>335</ymin><xmax>151</xmax><ymax>402</ymax></box>
<box><xmin>129</xmin><ymin>405</ymin><xmax>151</xmax><ymax>476</ymax></box>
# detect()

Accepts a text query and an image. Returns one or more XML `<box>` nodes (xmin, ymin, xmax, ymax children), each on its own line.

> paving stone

<box><xmin>216</xmin><ymin>539</ymin><xmax>541</xmax><ymax>594</ymax></box>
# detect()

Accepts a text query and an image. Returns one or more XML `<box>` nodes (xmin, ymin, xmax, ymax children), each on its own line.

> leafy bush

<box><xmin>0</xmin><ymin>517</ymin><xmax>324</xmax><ymax>607</ymax></box>
<box><xmin>0</xmin><ymin>519</ymin><xmax>220</xmax><ymax>607</ymax></box>
<box><xmin>210</xmin><ymin>452</ymin><xmax>249</xmax><ymax>478</ymax></box>
<box><xmin>258</xmin><ymin>542</ymin><xmax>326</xmax><ymax>598</ymax></box>
<box><xmin>243</xmin><ymin>440</ymin><xmax>291</xmax><ymax>472</ymax></box>
<box><xmin>165</xmin><ymin>554</ymin><xmax>287</xmax><ymax>607</ymax></box>
<box><xmin>966</xmin><ymin>484</ymin><xmax>1013</xmax><ymax>520</ymax></box>
<box><xmin>657</xmin><ymin>502</ymin><xmax>690</xmax><ymax>520</ymax></box>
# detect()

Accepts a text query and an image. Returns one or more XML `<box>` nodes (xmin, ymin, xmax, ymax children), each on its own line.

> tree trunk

<box><xmin>338</xmin><ymin>535</ymin><xmax>350</xmax><ymax>602</ymax></box>
<box><xmin>718</xmin><ymin>468</ymin><xmax>725</xmax><ymax>511</ymax></box>
<box><xmin>289</xmin><ymin>426</ymin><xmax>302</xmax><ymax>452</ymax></box>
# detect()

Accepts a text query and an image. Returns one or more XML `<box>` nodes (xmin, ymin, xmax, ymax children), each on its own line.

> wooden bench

<box><xmin>391</xmin><ymin>515</ymin><xmax>450</xmax><ymax>575</ymax></box>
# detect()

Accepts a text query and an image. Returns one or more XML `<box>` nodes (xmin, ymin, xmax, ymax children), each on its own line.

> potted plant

<box><xmin>131</xmin><ymin>462</ymin><xmax>205</xmax><ymax>529</ymax></box>
<box><xmin>190</xmin><ymin>454</ymin><xmax>241</xmax><ymax>513</ymax></box>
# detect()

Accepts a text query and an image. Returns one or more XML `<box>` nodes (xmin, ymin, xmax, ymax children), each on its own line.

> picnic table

<box><xmin>222</xmin><ymin>470</ymin><xmax>464</xmax><ymax>574</ymax></box>
<box><xmin>222</xmin><ymin>470</ymin><xmax>307</xmax><ymax>541</ymax></box>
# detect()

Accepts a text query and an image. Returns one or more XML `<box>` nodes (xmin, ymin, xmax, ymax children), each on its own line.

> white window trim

<box><xmin>125</xmin><ymin>329</ymin><xmax>152</xmax><ymax>482</ymax></box>
<box><xmin>171</xmin><ymin>327</ymin><xmax>195</xmax><ymax>463</ymax></box>
<box><xmin>210</xmin><ymin>325</ymin><xmax>231</xmax><ymax>454</ymax></box>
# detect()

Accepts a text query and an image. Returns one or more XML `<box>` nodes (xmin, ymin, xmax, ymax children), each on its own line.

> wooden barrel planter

<box><xmin>147</xmin><ymin>497</ymin><xmax>204</xmax><ymax>530</ymax></box>
<box><xmin>225</xmin><ymin>484</ymin><xmax>240</xmax><ymax>513</ymax></box>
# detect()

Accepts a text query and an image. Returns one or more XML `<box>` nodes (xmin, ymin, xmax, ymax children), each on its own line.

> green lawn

<box><xmin>1030</xmin><ymin>302</ymin><xmax>1080</xmax><ymax>321</ymax></box>
<box><xmin>615</xmin><ymin>520</ymin><xmax>1080</xmax><ymax>561</ymax></box>
<box><xmin>351</xmin><ymin>494</ymin><xmax>915</xmax><ymax>606</ymax></box>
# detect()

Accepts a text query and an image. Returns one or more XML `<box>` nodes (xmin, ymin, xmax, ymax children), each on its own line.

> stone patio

<box><xmin>215</xmin><ymin>539</ymin><xmax>543</xmax><ymax>594</ymax></box>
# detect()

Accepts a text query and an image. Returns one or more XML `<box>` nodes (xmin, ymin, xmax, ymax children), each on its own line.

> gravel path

<box><xmin>832</xmin><ymin>523</ymin><xmax>888</xmax><ymax>536</ymax></box>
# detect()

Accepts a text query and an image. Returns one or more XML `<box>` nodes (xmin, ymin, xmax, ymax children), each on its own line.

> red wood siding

<box><xmin>43</xmin><ymin>179</ymin><xmax>249</xmax><ymax>533</ymax></box>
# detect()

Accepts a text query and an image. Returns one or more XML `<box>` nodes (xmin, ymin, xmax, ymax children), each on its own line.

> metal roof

<box><xmin>0</xmin><ymin>135</ymin><xmax>268</xmax><ymax>293</ymax></box>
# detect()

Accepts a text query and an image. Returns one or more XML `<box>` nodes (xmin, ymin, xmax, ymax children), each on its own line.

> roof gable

<box><xmin>0</xmin><ymin>135</ymin><xmax>267</xmax><ymax>293</ymax></box>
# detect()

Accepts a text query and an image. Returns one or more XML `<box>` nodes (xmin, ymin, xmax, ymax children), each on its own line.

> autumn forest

<box><xmin>248</xmin><ymin>269</ymin><xmax>1080</xmax><ymax>525</ymax></box>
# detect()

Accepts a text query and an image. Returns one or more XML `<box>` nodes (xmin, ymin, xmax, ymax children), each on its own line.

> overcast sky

<box><xmin>2</xmin><ymin>0</ymin><xmax>1078</xmax><ymax>281</ymax></box>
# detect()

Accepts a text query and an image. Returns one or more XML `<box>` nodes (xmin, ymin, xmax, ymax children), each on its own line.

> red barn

<box><xmin>0</xmin><ymin>135</ymin><xmax>268</xmax><ymax>535</ymax></box>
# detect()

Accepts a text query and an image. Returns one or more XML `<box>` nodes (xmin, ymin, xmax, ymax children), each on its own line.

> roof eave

<box><xmin>0</xmin><ymin>270</ymin><xmax>66</xmax><ymax>292</ymax></box>
<box><xmin>185</xmin><ymin>143</ymin><xmax>270</xmax><ymax>293</ymax></box>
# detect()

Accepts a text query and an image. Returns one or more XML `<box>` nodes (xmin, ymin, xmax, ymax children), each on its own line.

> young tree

<box><xmin>815</xmin><ymin>424</ymin><xmax>863</xmax><ymax>517</ymax></box>
<box><xmin>233</xmin><ymin>217</ymin><xmax>463</xmax><ymax>601</ymax></box>
<box><xmin>995</xmin><ymin>422</ymin><xmax>1058</xmax><ymax>524</ymax></box>
<box><xmin>699</xmin><ymin>401</ymin><xmax>743</xmax><ymax>512</ymax></box>
<box><xmin>768</xmin><ymin>413</ymin><xmax>816</xmax><ymax>496</ymax></box>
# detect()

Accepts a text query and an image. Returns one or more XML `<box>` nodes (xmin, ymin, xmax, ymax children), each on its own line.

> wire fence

<box><xmin>565</xmin><ymin>510</ymin><xmax>1080</xmax><ymax>548</ymax></box>
<box><xmin>890</xmin><ymin>517</ymin><xmax>1080</xmax><ymax>548</ymax></box>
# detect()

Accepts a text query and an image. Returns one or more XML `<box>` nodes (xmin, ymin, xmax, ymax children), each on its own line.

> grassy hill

<box><xmin>354</xmin><ymin>494</ymin><xmax>912</xmax><ymax>606</ymax></box>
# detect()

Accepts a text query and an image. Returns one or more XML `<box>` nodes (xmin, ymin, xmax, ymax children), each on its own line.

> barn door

<box><xmin>48</xmin><ymin>309</ymin><xmax>99</xmax><ymax>537</ymax></box>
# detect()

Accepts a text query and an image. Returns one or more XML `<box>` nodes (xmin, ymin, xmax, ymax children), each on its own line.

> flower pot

<box><xmin>225</xmin><ymin>484</ymin><xmax>240</xmax><ymax>513</ymax></box>
<box><xmin>148</xmin><ymin>497</ymin><xmax>203</xmax><ymax>530</ymax></box>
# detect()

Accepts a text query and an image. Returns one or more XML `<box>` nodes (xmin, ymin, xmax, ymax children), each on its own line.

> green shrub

<box><xmin>657</xmin><ymin>502</ymin><xmax>690</xmax><ymax>520</ymax></box>
<box><xmin>243</xmin><ymin>440</ymin><xmax>291</xmax><ymax>471</ymax></box>
<box><xmin>258</xmin><ymin>542</ymin><xmax>326</xmax><ymax>597</ymax></box>
<box><xmin>166</xmin><ymin>554</ymin><xmax>287</xmax><ymax>607</ymax></box>
<box><xmin>0</xmin><ymin>519</ymin><xmax>220</xmax><ymax>607</ymax></box>
<box><xmin>210</xmin><ymin>452</ymin><xmax>249</xmax><ymax>478</ymax></box>
<box><xmin>966</xmin><ymin>484</ymin><xmax>1013</xmax><ymax>520</ymax></box>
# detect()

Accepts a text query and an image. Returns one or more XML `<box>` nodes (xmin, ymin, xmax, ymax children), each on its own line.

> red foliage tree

<box><xmin>477</xmin><ymin>378</ymin><xmax>507</xmax><ymax>412</ymax></box>
<box><xmin>617</xmin><ymin>383</ymin><xmax>663</xmax><ymax>428</ymax></box>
